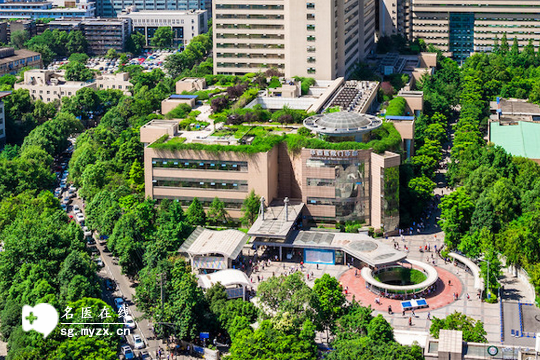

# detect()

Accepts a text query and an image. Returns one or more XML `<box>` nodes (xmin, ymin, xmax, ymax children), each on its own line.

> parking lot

<box><xmin>46</xmin><ymin>49</ymin><xmax>176</xmax><ymax>75</ymax></box>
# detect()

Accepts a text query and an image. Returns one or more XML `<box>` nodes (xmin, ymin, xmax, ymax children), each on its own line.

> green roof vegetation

<box><xmin>149</xmin><ymin>121</ymin><xmax>401</xmax><ymax>155</ymax></box>
<box><xmin>385</xmin><ymin>96</ymin><xmax>407</xmax><ymax>116</ymax></box>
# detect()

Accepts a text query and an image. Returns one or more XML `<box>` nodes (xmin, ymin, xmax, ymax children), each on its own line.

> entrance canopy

<box><xmin>179</xmin><ymin>226</ymin><xmax>248</xmax><ymax>260</ymax></box>
<box><xmin>253</xmin><ymin>230</ymin><xmax>406</xmax><ymax>267</ymax></box>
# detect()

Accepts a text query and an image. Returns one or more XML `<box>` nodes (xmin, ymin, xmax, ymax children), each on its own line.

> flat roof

<box><xmin>248</xmin><ymin>202</ymin><xmax>305</xmax><ymax>239</ymax></box>
<box><xmin>490</xmin><ymin>121</ymin><xmax>540</xmax><ymax>159</ymax></box>
<box><xmin>253</xmin><ymin>230</ymin><xmax>407</xmax><ymax>267</ymax></box>
<box><xmin>169</xmin><ymin>94</ymin><xmax>198</xmax><ymax>99</ymax></box>
<box><xmin>198</xmin><ymin>269</ymin><xmax>250</xmax><ymax>289</ymax></box>
<box><xmin>179</xmin><ymin>226</ymin><xmax>248</xmax><ymax>260</ymax></box>
<box><xmin>0</xmin><ymin>49</ymin><xmax>40</xmax><ymax>65</ymax></box>
<box><xmin>490</xmin><ymin>99</ymin><xmax>540</xmax><ymax>116</ymax></box>
<box><xmin>386</xmin><ymin>115</ymin><xmax>415</xmax><ymax>121</ymax></box>
<box><xmin>0</xmin><ymin>91</ymin><xmax>11</xmax><ymax>99</ymax></box>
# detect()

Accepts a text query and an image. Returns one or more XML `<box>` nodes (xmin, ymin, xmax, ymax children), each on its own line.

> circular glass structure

<box><xmin>303</xmin><ymin>112</ymin><xmax>383</xmax><ymax>137</ymax></box>
<box><xmin>374</xmin><ymin>267</ymin><xmax>427</xmax><ymax>286</ymax></box>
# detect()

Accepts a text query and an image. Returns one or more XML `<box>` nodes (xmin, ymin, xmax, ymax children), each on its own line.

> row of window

<box><xmin>155</xmin><ymin>196</ymin><xmax>244</xmax><ymax>209</ymax></box>
<box><xmin>216</xmin><ymin>4</ymin><xmax>284</xmax><ymax>10</ymax></box>
<box><xmin>153</xmin><ymin>177</ymin><xmax>248</xmax><ymax>191</ymax></box>
<box><xmin>216</xmin><ymin>43</ymin><xmax>284</xmax><ymax>49</ymax></box>
<box><xmin>216</xmin><ymin>33</ymin><xmax>284</xmax><ymax>40</ymax></box>
<box><xmin>217</xmin><ymin>62</ymin><xmax>285</xmax><ymax>69</ymax></box>
<box><xmin>217</xmin><ymin>53</ymin><xmax>285</xmax><ymax>59</ymax></box>
<box><xmin>216</xmin><ymin>14</ymin><xmax>284</xmax><ymax>20</ymax></box>
<box><xmin>152</xmin><ymin>158</ymin><xmax>248</xmax><ymax>172</ymax></box>
<box><xmin>216</xmin><ymin>24</ymin><xmax>284</xmax><ymax>30</ymax></box>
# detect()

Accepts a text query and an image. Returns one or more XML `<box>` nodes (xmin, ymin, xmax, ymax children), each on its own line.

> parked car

<box><xmin>82</xmin><ymin>226</ymin><xmax>92</xmax><ymax>237</ymax></box>
<box><xmin>73</xmin><ymin>204</ymin><xmax>81</xmax><ymax>214</ymax></box>
<box><xmin>121</xmin><ymin>345</ymin><xmax>134</xmax><ymax>360</ymax></box>
<box><xmin>94</xmin><ymin>257</ymin><xmax>103</xmax><ymax>267</ymax></box>
<box><xmin>114</xmin><ymin>297</ymin><xmax>125</xmax><ymax>311</ymax></box>
<box><xmin>105</xmin><ymin>279</ymin><xmax>116</xmax><ymax>291</ymax></box>
<box><xmin>75</xmin><ymin>213</ymin><xmax>85</xmax><ymax>223</ymax></box>
<box><xmin>132</xmin><ymin>334</ymin><xmax>144</xmax><ymax>349</ymax></box>
<box><xmin>62</xmin><ymin>197</ymin><xmax>71</xmax><ymax>205</ymax></box>
<box><xmin>88</xmin><ymin>245</ymin><xmax>99</xmax><ymax>254</ymax></box>
<box><xmin>140</xmin><ymin>350</ymin><xmax>152</xmax><ymax>360</ymax></box>
<box><xmin>124</xmin><ymin>315</ymin><xmax>136</xmax><ymax>329</ymax></box>
<box><xmin>86</xmin><ymin>237</ymin><xmax>96</xmax><ymax>245</ymax></box>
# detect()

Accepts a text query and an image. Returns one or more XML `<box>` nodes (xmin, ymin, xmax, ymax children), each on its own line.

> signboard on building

<box><xmin>309</xmin><ymin>149</ymin><xmax>359</xmax><ymax>160</ymax></box>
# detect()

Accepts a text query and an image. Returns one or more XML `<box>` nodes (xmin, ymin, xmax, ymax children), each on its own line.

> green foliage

<box><xmin>385</xmin><ymin>97</ymin><xmax>407</xmax><ymax>116</ymax></box>
<box><xmin>64</xmin><ymin>61</ymin><xmax>94</xmax><ymax>82</ymax></box>
<box><xmin>10</xmin><ymin>30</ymin><xmax>29</xmax><ymax>49</ymax></box>
<box><xmin>240</xmin><ymin>190</ymin><xmax>260</xmax><ymax>227</ymax></box>
<box><xmin>68</xmin><ymin>53</ymin><xmax>89</xmax><ymax>63</ymax></box>
<box><xmin>207</xmin><ymin>197</ymin><xmax>229</xmax><ymax>225</ymax></box>
<box><xmin>126</xmin><ymin>32</ymin><xmax>145</xmax><ymax>55</ymax></box>
<box><xmin>186</xmin><ymin>198</ymin><xmax>207</xmax><ymax>226</ymax></box>
<box><xmin>151</xmin><ymin>27</ymin><xmax>174</xmax><ymax>49</ymax></box>
<box><xmin>25</xmin><ymin>29</ymin><xmax>88</xmax><ymax>66</ymax></box>
<box><xmin>165</xmin><ymin>103</ymin><xmax>192</xmax><ymax>119</ymax></box>
<box><xmin>165</xmin><ymin>31</ymin><xmax>212</xmax><ymax>78</ymax></box>
<box><xmin>438</xmin><ymin>187</ymin><xmax>475</xmax><ymax>249</ymax></box>
<box><xmin>312</xmin><ymin>274</ymin><xmax>346</xmax><ymax>336</ymax></box>
<box><xmin>430</xmin><ymin>311</ymin><xmax>487</xmax><ymax>343</ymax></box>
<box><xmin>293</xmin><ymin>76</ymin><xmax>316</xmax><ymax>95</ymax></box>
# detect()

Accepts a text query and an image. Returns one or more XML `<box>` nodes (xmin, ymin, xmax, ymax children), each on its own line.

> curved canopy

<box><xmin>198</xmin><ymin>269</ymin><xmax>250</xmax><ymax>289</ymax></box>
<box><xmin>303</xmin><ymin>112</ymin><xmax>382</xmax><ymax>137</ymax></box>
<box><xmin>362</xmin><ymin>259</ymin><xmax>438</xmax><ymax>292</ymax></box>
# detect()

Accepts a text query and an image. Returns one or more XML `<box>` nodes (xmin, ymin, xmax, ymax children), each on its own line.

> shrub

<box><xmin>385</xmin><ymin>97</ymin><xmax>407</xmax><ymax>116</ymax></box>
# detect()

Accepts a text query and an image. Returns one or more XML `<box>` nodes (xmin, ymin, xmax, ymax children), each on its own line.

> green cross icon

<box><xmin>25</xmin><ymin>312</ymin><xmax>38</xmax><ymax>324</ymax></box>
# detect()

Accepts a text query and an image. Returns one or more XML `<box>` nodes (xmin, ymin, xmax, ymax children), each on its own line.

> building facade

<box><xmin>82</xmin><ymin>18</ymin><xmax>131</xmax><ymax>54</ymax></box>
<box><xmin>0</xmin><ymin>47</ymin><xmax>41</xmax><ymax>76</ymax></box>
<box><xmin>119</xmin><ymin>9</ymin><xmax>208</xmax><ymax>47</ymax></box>
<box><xmin>15</xmin><ymin>69</ymin><xmax>96</xmax><ymax>103</ymax></box>
<box><xmin>213</xmin><ymin>0</ymin><xmax>376</xmax><ymax>80</ymax></box>
<box><xmin>96</xmin><ymin>0</ymin><xmax>208</xmax><ymax>18</ymax></box>
<box><xmin>140</xmin><ymin>120</ymin><xmax>400</xmax><ymax>230</ymax></box>
<box><xmin>0</xmin><ymin>0</ymin><xmax>95</xmax><ymax>20</ymax></box>
<box><xmin>378</xmin><ymin>0</ymin><xmax>411</xmax><ymax>38</ymax></box>
<box><xmin>410</xmin><ymin>0</ymin><xmax>540</xmax><ymax>62</ymax></box>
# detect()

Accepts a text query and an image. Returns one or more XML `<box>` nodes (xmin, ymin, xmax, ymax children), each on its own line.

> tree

<box><xmin>438</xmin><ymin>187</ymin><xmax>474</xmax><ymax>249</ymax></box>
<box><xmin>105</xmin><ymin>48</ymin><xmax>118</xmax><ymax>59</ymax></box>
<box><xmin>64</xmin><ymin>61</ymin><xmax>94</xmax><ymax>82</ymax></box>
<box><xmin>333</xmin><ymin>303</ymin><xmax>373</xmax><ymax>342</ymax></box>
<box><xmin>226</xmin><ymin>320</ymin><xmax>317</xmax><ymax>360</ymax></box>
<box><xmin>500</xmin><ymin>33</ymin><xmax>509</xmax><ymax>55</ymax></box>
<box><xmin>207</xmin><ymin>197</ymin><xmax>229</xmax><ymax>224</ymax></box>
<box><xmin>408</xmin><ymin>175</ymin><xmax>436</xmax><ymax>202</ymax></box>
<box><xmin>127</xmin><ymin>32</ymin><xmax>145</xmax><ymax>54</ymax></box>
<box><xmin>186</xmin><ymin>197</ymin><xmax>206</xmax><ymax>226</ymax></box>
<box><xmin>68</xmin><ymin>53</ymin><xmax>89</xmax><ymax>63</ymax></box>
<box><xmin>240</xmin><ymin>190</ymin><xmax>260</xmax><ymax>227</ymax></box>
<box><xmin>312</xmin><ymin>274</ymin><xmax>346</xmax><ymax>339</ymax></box>
<box><xmin>151</xmin><ymin>27</ymin><xmax>174</xmax><ymax>49</ymax></box>
<box><xmin>367</xmin><ymin>314</ymin><xmax>394</xmax><ymax>343</ymax></box>
<box><xmin>257</xmin><ymin>272</ymin><xmax>315</xmax><ymax>326</ymax></box>
<box><xmin>430</xmin><ymin>311</ymin><xmax>487</xmax><ymax>343</ymax></box>
<box><xmin>66</xmin><ymin>30</ymin><xmax>87</xmax><ymax>54</ymax></box>
<box><xmin>10</xmin><ymin>30</ymin><xmax>29</xmax><ymax>49</ymax></box>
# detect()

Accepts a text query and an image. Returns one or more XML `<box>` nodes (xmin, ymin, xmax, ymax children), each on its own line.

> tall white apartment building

<box><xmin>213</xmin><ymin>0</ymin><xmax>376</xmax><ymax>80</ymax></box>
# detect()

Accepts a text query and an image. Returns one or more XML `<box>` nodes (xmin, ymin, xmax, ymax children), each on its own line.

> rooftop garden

<box><xmin>149</xmin><ymin>121</ymin><xmax>401</xmax><ymax>155</ymax></box>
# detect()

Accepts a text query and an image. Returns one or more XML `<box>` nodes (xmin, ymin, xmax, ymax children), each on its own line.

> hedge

<box><xmin>385</xmin><ymin>96</ymin><xmax>407</xmax><ymax>116</ymax></box>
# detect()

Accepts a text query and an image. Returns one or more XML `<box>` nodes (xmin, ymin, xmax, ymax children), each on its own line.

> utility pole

<box><xmin>160</xmin><ymin>273</ymin><xmax>166</xmax><ymax>336</ymax></box>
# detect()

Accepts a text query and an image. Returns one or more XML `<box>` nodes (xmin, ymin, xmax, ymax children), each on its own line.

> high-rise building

<box><xmin>96</xmin><ymin>0</ymin><xmax>208</xmax><ymax>18</ymax></box>
<box><xmin>409</xmin><ymin>0</ymin><xmax>540</xmax><ymax>62</ymax></box>
<box><xmin>378</xmin><ymin>0</ymin><xmax>411</xmax><ymax>38</ymax></box>
<box><xmin>213</xmin><ymin>0</ymin><xmax>376</xmax><ymax>80</ymax></box>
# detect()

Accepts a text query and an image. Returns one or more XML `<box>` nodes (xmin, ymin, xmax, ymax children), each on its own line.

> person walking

<box><xmin>409</xmin><ymin>316</ymin><xmax>412</xmax><ymax>326</ymax></box>
<box><xmin>411</xmin><ymin>309</ymin><xmax>416</xmax><ymax>317</ymax></box>
<box><xmin>427</xmin><ymin>312</ymin><xmax>431</xmax><ymax>320</ymax></box>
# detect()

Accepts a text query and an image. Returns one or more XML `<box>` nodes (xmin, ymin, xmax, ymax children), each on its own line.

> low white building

<box><xmin>96</xmin><ymin>72</ymin><xmax>132</xmax><ymax>95</ymax></box>
<box><xmin>119</xmin><ymin>8</ymin><xmax>208</xmax><ymax>47</ymax></box>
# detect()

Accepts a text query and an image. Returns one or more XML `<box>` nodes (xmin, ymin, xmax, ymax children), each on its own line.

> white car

<box><xmin>133</xmin><ymin>334</ymin><xmax>145</xmax><ymax>349</ymax></box>
<box><xmin>94</xmin><ymin>257</ymin><xmax>103</xmax><ymax>267</ymax></box>
<box><xmin>124</xmin><ymin>315</ymin><xmax>136</xmax><ymax>329</ymax></box>
<box><xmin>75</xmin><ymin>213</ymin><xmax>85</xmax><ymax>223</ymax></box>
<box><xmin>82</xmin><ymin>226</ymin><xmax>92</xmax><ymax>237</ymax></box>
<box><xmin>73</xmin><ymin>204</ymin><xmax>81</xmax><ymax>214</ymax></box>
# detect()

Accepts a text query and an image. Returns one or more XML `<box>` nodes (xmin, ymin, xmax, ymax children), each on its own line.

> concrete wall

<box><xmin>161</xmin><ymin>98</ymin><xmax>195</xmax><ymax>114</ymax></box>
<box><xmin>176</xmin><ymin>77</ymin><xmax>206</xmax><ymax>93</ymax></box>
<box><xmin>143</xmin><ymin>147</ymin><xmax>279</xmax><ymax>218</ymax></box>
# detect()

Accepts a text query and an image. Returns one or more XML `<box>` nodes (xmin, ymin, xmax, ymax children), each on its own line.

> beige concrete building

<box><xmin>140</xmin><ymin>119</ymin><xmax>400</xmax><ymax>230</ymax></box>
<box><xmin>213</xmin><ymin>0</ymin><xmax>376</xmax><ymax>80</ymax></box>
<box><xmin>96</xmin><ymin>72</ymin><xmax>131</xmax><ymax>95</ymax></box>
<box><xmin>0</xmin><ymin>91</ymin><xmax>10</xmax><ymax>146</ymax></box>
<box><xmin>411</xmin><ymin>0</ymin><xmax>540</xmax><ymax>62</ymax></box>
<box><xmin>176</xmin><ymin>77</ymin><xmax>206</xmax><ymax>93</ymax></box>
<box><xmin>161</xmin><ymin>94</ymin><xmax>198</xmax><ymax>114</ymax></box>
<box><xmin>15</xmin><ymin>69</ymin><xmax>96</xmax><ymax>103</ymax></box>
<box><xmin>379</xmin><ymin>0</ymin><xmax>411</xmax><ymax>38</ymax></box>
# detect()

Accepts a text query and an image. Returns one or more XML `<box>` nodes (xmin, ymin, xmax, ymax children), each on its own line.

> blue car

<box><xmin>121</xmin><ymin>345</ymin><xmax>134</xmax><ymax>359</ymax></box>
